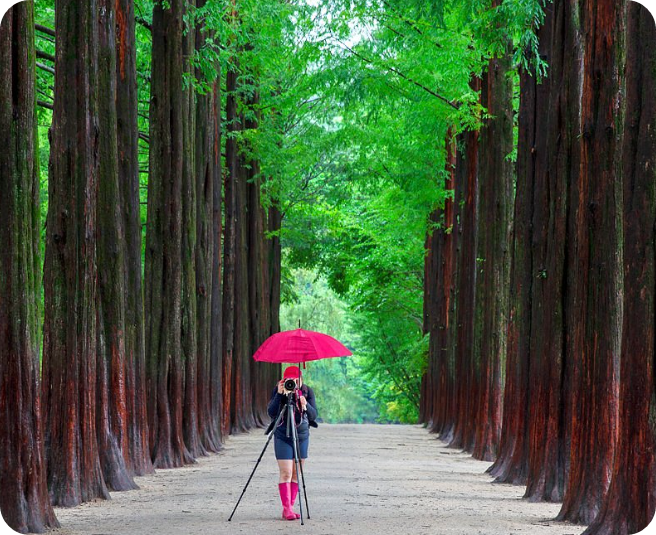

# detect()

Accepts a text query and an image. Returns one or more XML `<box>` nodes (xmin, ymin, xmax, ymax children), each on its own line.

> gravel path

<box><xmin>53</xmin><ymin>424</ymin><xmax>585</xmax><ymax>535</ymax></box>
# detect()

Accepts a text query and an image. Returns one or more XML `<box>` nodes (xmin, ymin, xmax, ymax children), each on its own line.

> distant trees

<box><xmin>420</xmin><ymin>0</ymin><xmax>656</xmax><ymax>533</ymax></box>
<box><xmin>0</xmin><ymin>0</ymin><xmax>282</xmax><ymax>530</ymax></box>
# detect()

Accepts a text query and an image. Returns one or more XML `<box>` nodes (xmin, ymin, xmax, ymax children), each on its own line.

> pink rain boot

<box><xmin>290</xmin><ymin>481</ymin><xmax>301</xmax><ymax>519</ymax></box>
<box><xmin>278</xmin><ymin>483</ymin><xmax>296</xmax><ymax>520</ymax></box>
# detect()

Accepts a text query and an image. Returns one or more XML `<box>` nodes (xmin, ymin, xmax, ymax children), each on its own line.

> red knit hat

<box><xmin>283</xmin><ymin>365</ymin><xmax>302</xmax><ymax>379</ymax></box>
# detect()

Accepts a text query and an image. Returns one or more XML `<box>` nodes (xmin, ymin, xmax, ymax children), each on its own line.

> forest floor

<box><xmin>53</xmin><ymin>424</ymin><xmax>585</xmax><ymax>535</ymax></box>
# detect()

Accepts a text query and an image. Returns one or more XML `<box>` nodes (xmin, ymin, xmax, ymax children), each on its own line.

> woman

<box><xmin>267</xmin><ymin>365</ymin><xmax>317</xmax><ymax>520</ymax></box>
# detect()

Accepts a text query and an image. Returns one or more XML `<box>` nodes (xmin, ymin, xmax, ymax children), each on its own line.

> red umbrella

<box><xmin>252</xmin><ymin>328</ymin><xmax>352</xmax><ymax>364</ymax></box>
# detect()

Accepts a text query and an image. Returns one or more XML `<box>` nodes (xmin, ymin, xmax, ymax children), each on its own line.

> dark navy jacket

<box><xmin>267</xmin><ymin>384</ymin><xmax>317</xmax><ymax>440</ymax></box>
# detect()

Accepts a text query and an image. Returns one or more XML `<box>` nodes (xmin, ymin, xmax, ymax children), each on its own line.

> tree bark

<box><xmin>0</xmin><ymin>2</ymin><xmax>59</xmax><ymax>530</ymax></box>
<box><xmin>472</xmin><ymin>34</ymin><xmax>514</xmax><ymax>462</ymax></box>
<box><xmin>209</xmin><ymin>79</ymin><xmax>224</xmax><ymax>447</ymax></box>
<box><xmin>42</xmin><ymin>0</ymin><xmax>110</xmax><ymax>507</ymax></box>
<box><xmin>116</xmin><ymin>0</ymin><xmax>153</xmax><ymax>477</ymax></box>
<box><xmin>96</xmin><ymin>0</ymin><xmax>138</xmax><ymax>492</ymax></box>
<box><xmin>558</xmin><ymin>0</ymin><xmax>625</xmax><ymax>524</ymax></box>
<box><xmin>448</xmin><ymin>108</ymin><xmax>479</xmax><ymax>452</ymax></box>
<box><xmin>525</xmin><ymin>0</ymin><xmax>577</xmax><ymax>503</ymax></box>
<box><xmin>145</xmin><ymin>0</ymin><xmax>194</xmax><ymax>469</ymax></box>
<box><xmin>582</xmin><ymin>4</ymin><xmax>656</xmax><ymax>533</ymax></box>
<box><xmin>181</xmin><ymin>0</ymin><xmax>205</xmax><ymax>459</ymax></box>
<box><xmin>222</xmin><ymin>64</ymin><xmax>238</xmax><ymax>437</ymax></box>
<box><xmin>489</xmin><ymin>2</ymin><xmax>553</xmax><ymax>485</ymax></box>
<box><xmin>195</xmin><ymin>2</ymin><xmax>222</xmax><ymax>453</ymax></box>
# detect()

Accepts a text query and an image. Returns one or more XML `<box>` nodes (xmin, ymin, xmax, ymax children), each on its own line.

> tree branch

<box><xmin>36</xmin><ymin>62</ymin><xmax>55</xmax><ymax>75</ymax></box>
<box><xmin>332</xmin><ymin>37</ymin><xmax>459</xmax><ymax>110</ymax></box>
<box><xmin>37</xmin><ymin>49</ymin><xmax>55</xmax><ymax>62</ymax></box>
<box><xmin>35</xmin><ymin>23</ymin><xmax>55</xmax><ymax>37</ymax></box>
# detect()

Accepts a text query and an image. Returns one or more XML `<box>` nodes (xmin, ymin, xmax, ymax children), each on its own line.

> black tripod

<box><xmin>228</xmin><ymin>391</ymin><xmax>310</xmax><ymax>524</ymax></box>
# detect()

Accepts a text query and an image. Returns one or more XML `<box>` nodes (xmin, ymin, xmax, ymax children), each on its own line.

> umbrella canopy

<box><xmin>252</xmin><ymin>328</ymin><xmax>352</xmax><ymax>364</ymax></box>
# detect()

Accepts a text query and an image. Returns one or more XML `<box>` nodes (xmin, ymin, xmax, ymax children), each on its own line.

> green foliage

<box><xmin>31</xmin><ymin>0</ymin><xmax>547</xmax><ymax>423</ymax></box>
<box><xmin>280</xmin><ymin>269</ymin><xmax>379</xmax><ymax>423</ymax></box>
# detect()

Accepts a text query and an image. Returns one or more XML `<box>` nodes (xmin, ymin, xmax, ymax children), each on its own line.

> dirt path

<box><xmin>53</xmin><ymin>424</ymin><xmax>584</xmax><ymax>535</ymax></box>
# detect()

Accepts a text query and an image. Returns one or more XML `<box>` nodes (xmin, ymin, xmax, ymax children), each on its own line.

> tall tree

<box><xmin>196</xmin><ymin>0</ymin><xmax>223</xmax><ymax>453</ymax></box>
<box><xmin>96</xmin><ymin>0</ymin><xmax>138</xmax><ymax>491</ymax></box>
<box><xmin>490</xmin><ymin>2</ymin><xmax>553</xmax><ymax>485</ymax></box>
<box><xmin>472</xmin><ymin>31</ymin><xmax>514</xmax><ymax>462</ymax></box>
<box><xmin>558</xmin><ymin>0</ymin><xmax>625</xmax><ymax>523</ymax></box>
<box><xmin>145</xmin><ymin>0</ymin><xmax>194</xmax><ymax>468</ymax></box>
<box><xmin>42</xmin><ymin>0</ymin><xmax>110</xmax><ymax>507</ymax></box>
<box><xmin>525</xmin><ymin>0</ymin><xmax>576</xmax><ymax>502</ymax></box>
<box><xmin>116</xmin><ymin>0</ymin><xmax>154</xmax><ymax>477</ymax></box>
<box><xmin>209</xmin><ymin>76</ymin><xmax>224</xmax><ymax>447</ymax></box>
<box><xmin>0</xmin><ymin>2</ymin><xmax>58</xmax><ymax>531</ymax></box>
<box><xmin>449</xmin><ymin>112</ymin><xmax>480</xmax><ymax>452</ymax></box>
<box><xmin>222</xmin><ymin>57</ymin><xmax>238</xmax><ymax>436</ymax></box>
<box><xmin>181</xmin><ymin>0</ymin><xmax>205</xmax><ymax>459</ymax></box>
<box><xmin>583</xmin><ymin>4</ymin><xmax>656</xmax><ymax>533</ymax></box>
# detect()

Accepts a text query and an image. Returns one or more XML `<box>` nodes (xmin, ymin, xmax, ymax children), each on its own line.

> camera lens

<box><xmin>284</xmin><ymin>378</ymin><xmax>296</xmax><ymax>392</ymax></box>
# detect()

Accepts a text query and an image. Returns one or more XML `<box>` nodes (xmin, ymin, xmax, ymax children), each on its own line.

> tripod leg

<box><xmin>228</xmin><ymin>405</ymin><xmax>285</xmax><ymax>521</ymax></box>
<box><xmin>289</xmin><ymin>404</ymin><xmax>305</xmax><ymax>525</ymax></box>
<box><xmin>297</xmin><ymin>446</ymin><xmax>310</xmax><ymax>519</ymax></box>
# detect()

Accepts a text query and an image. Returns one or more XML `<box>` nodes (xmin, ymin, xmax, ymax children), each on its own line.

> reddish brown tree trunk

<box><xmin>472</xmin><ymin>37</ymin><xmax>514</xmax><ymax>462</ymax></box>
<box><xmin>525</xmin><ymin>0</ymin><xmax>577</xmax><ymax>502</ymax></box>
<box><xmin>558</xmin><ymin>0</ymin><xmax>625</xmax><ymax>524</ymax></box>
<box><xmin>41</xmin><ymin>0</ymin><xmax>108</xmax><ymax>507</ymax></box>
<box><xmin>246</xmin><ymin>90</ymin><xmax>273</xmax><ymax>427</ymax></box>
<box><xmin>232</xmin><ymin>107</ymin><xmax>255</xmax><ymax>432</ymax></box>
<box><xmin>181</xmin><ymin>0</ymin><xmax>205</xmax><ymax>459</ymax></box>
<box><xmin>424</xmin><ymin>131</ymin><xmax>457</xmax><ymax>439</ymax></box>
<box><xmin>145</xmin><ymin>0</ymin><xmax>194</xmax><ymax>469</ymax></box>
<box><xmin>116</xmin><ymin>0</ymin><xmax>153</xmax><ymax>477</ymax></box>
<box><xmin>583</xmin><ymin>4</ymin><xmax>656</xmax><ymax>533</ymax></box>
<box><xmin>489</xmin><ymin>3</ymin><xmax>553</xmax><ymax>485</ymax></box>
<box><xmin>96</xmin><ymin>0</ymin><xmax>138</xmax><ymax>492</ymax></box>
<box><xmin>268</xmin><ymin>205</ymin><xmax>282</xmax><ymax>337</ymax></box>
<box><xmin>422</xmin><ymin>208</ymin><xmax>438</xmax><ymax>430</ymax></box>
<box><xmin>195</xmin><ymin>3</ymin><xmax>222</xmax><ymax>453</ymax></box>
<box><xmin>0</xmin><ymin>3</ymin><xmax>59</xmax><ymax>530</ymax></box>
<box><xmin>222</xmin><ymin>65</ymin><xmax>238</xmax><ymax>436</ymax></box>
<box><xmin>209</xmin><ymin>80</ymin><xmax>224</xmax><ymax>447</ymax></box>
<box><xmin>449</xmin><ymin>116</ymin><xmax>479</xmax><ymax>452</ymax></box>
<box><xmin>42</xmin><ymin>0</ymin><xmax>110</xmax><ymax>507</ymax></box>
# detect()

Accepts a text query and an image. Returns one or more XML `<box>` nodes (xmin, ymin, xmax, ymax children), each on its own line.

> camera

<box><xmin>284</xmin><ymin>378</ymin><xmax>297</xmax><ymax>392</ymax></box>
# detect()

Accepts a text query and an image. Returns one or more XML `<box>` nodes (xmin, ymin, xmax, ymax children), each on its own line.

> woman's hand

<box><xmin>299</xmin><ymin>394</ymin><xmax>307</xmax><ymax>411</ymax></box>
<box><xmin>277</xmin><ymin>380</ymin><xmax>285</xmax><ymax>394</ymax></box>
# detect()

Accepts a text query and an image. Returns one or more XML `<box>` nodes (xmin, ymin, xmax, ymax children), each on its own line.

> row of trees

<box><xmin>420</xmin><ymin>1</ymin><xmax>655</xmax><ymax>534</ymax></box>
<box><xmin>0</xmin><ymin>0</ymin><xmax>280</xmax><ymax>532</ymax></box>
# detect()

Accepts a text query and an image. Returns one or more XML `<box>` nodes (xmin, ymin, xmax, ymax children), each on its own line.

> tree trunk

<box><xmin>246</xmin><ymin>89</ymin><xmax>272</xmax><ymax>427</ymax></box>
<box><xmin>42</xmin><ymin>0</ymin><xmax>110</xmax><ymax>507</ymax></box>
<box><xmin>96</xmin><ymin>0</ymin><xmax>138</xmax><ymax>492</ymax></box>
<box><xmin>232</xmin><ymin>106</ymin><xmax>255</xmax><ymax>432</ymax></box>
<box><xmin>195</xmin><ymin>3</ymin><xmax>222</xmax><ymax>453</ymax></box>
<box><xmin>116</xmin><ymin>0</ymin><xmax>153</xmax><ymax>477</ymax></box>
<box><xmin>558</xmin><ymin>0</ymin><xmax>625</xmax><ymax>524</ymax></box>
<box><xmin>145</xmin><ymin>0</ymin><xmax>194</xmax><ymax>469</ymax></box>
<box><xmin>472</xmin><ymin>35</ymin><xmax>514</xmax><ymax>462</ymax></box>
<box><xmin>222</xmin><ymin>65</ymin><xmax>238</xmax><ymax>437</ymax></box>
<box><xmin>489</xmin><ymin>2</ymin><xmax>553</xmax><ymax>485</ymax></box>
<box><xmin>449</xmin><ymin>110</ymin><xmax>479</xmax><ymax>452</ymax></box>
<box><xmin>268</xmin><ymin>205</ymin><xmax>282</xmax><ymax>337</ymax></box>
<box><xmin>525</xmin><ymin>0</ymin><xmax>576</xmax><ymax>502</ymax></box>
<box><xmin>0</xmin><ymin>2</ymin><xmax>59</xmax><ymax>530</ymax></box>
<box><xmin>181</xmin><ymin>0</ymin><xmax>205</xmax><ymax>459</ymax></box>
<box><xmin>582</xmin><ymin>4</ymin><xmax>656</xmax><ymax>533</ymax></box>
<box><xmin>209</xmin><ymin>79</ymin><xmax>224</xmax><ymax>447</ymax></box>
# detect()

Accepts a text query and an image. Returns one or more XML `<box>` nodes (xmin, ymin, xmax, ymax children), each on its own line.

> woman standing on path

<box><xmin>267</xmin><ymin>366</ymin><xmax>317</xmax><ymax>520</ymax></box>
